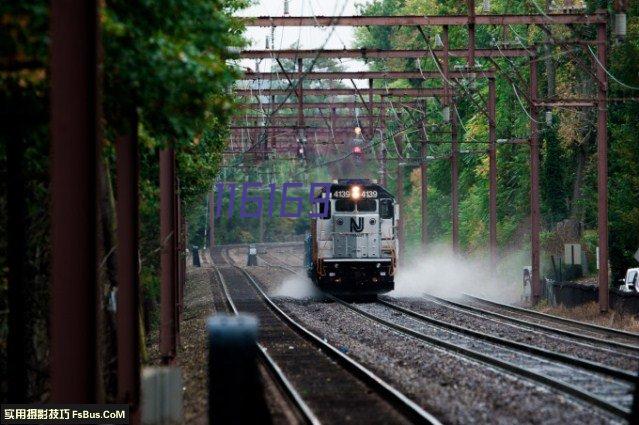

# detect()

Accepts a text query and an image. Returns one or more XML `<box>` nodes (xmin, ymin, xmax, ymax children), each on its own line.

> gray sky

<box><xmin>237</xmin><ymin>0</ymin><xmax>372</xmax><ymax>77</ymax></box>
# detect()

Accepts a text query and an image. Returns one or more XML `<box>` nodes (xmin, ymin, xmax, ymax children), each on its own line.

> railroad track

<box><xmin>460</xmin><ymin>294</ymin><xmax>639</xmax><ymax>348</ymax></box>
<box><xmin>329</xmin><ymin>296</ymin><xmax>633</xmax><ymax>420</ymax></box>
<box><xmin>210</xmin><ymin>247</ymin><xmax>441</xmax><ymax>424</ymax></box>
<box><xmin>255</xmin><ymin>246</ymin><xmax>635</xmax><ymax>419</ymax></box>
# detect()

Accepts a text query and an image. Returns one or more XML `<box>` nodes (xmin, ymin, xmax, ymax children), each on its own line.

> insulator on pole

<box><xmin>545</xmin><ymin>110</ymin><xmax>553</xmax><ymax>126</ymax></box>
<box><xmin>614</xmin><ymin>13</ymin><xmax>627</xmax><ymax>39</ymax></box>
<box><xmin>442</xmin><ymin>106</ymin><xmax>451</xmax><ymax>123</ymax></box>
<box><xmin>482</xmin><ymin>0</ymin><xmax>491</xmax><ymax>12</ymax></box>
<box><xmin>265</xmin><ymin>36</ymin><xmax>270</xmax><ymax>50</ymax></box>
<box><xmin>434</xmin><ymin>34</ymin><xmax>444</xmax><ymax>48</ymax></box>
<box><xmin>283</xmin><ymin>0</ymin><xmax>289</xmax><ymax>16</ymax></box>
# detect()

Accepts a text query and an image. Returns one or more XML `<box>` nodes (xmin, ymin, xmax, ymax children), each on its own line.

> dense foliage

<box><xmin>350</xmin><ymin>0</ymin><xmax>639</xmax><ymax>280</ymax></box>
<box><xmin>1</xmin><ymin>0</ymin><xmax>246</xmax><ymax>401</ymax></box>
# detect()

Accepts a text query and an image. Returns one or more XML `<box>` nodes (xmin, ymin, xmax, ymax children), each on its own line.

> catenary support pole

<box><xmin>596</xmin><ymin>21</ymin><xmax>609</xmax><ymax>312</ymax></box>
<box><xmin>530</xmin><ymin>57</ymin><xmax>541</xmax><ymax>305</ymax></box>
<box><xmin>160</xmin><ymin>147</ymin><xmax>177</xmax><ymax>363</ymax></box>
<box><xmin>174</xmin><ymin>181</ymin><xmax>181</xmax><ymax>342</ymax></box>
<box><xmin>488</xmin><ymin>77</ymin><xmax>498</xmax><ymax>269</ymax></box>
<box><xmin>451</xmin><ymin>101</ymin><xmax>460</xmax><ymax>254</ymax></box>
<box><xmin>297</xmin><ymin>58</ymin><xmax>304</xmax><ymax>142</ymax></box>
<box><xmin>50</xmin><ymin>0</ymin><xmax>99</xmax><ymax>402</ymax></box>
<box><xmin>395</xmin><ymin>133</ymin><xmax>405</xmax><ymax>260</ymax></box>
<box><xmin>209</xmin><ymin>190</ymin><xmax>215</xmax><ymax>249</ymax></box>
<box><xmin>420</xmin><ymin>114</ymin><xmax>429</xmax><ymax>250</ymax></box>
<box><xmin>116</xmin><ymin>112</ymin><xmax>140</xmax><ymax>423</ymax></box>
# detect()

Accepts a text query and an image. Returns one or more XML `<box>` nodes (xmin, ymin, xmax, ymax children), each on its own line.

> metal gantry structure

<box><xmin>40</xmin><ymin>0</ymin><xmax>629</xmax><ymax>418</ymax></box>
<box><xmin>228</xmin><ymin>3</ymin><xmax>616</xmax><ymax>312</ymax></box>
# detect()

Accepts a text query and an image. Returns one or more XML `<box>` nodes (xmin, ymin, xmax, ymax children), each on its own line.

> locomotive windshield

<box><xmin>335</xmin><ymin>199</ymin><xmax>355</xmax><ymax>212</ymax></box>
<box><xmin>357</xmin><ymin>199</ymin><xmax>376</xmax><ymax>212</ymax></box>
<box><xmin>334</xmin><ymin>198</ymin><xmax>377</xmax><ymax>212</ymax></box>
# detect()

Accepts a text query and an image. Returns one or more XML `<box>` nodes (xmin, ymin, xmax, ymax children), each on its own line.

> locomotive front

<box><xmin>306</xmin><ymin>179</ymin><xmax>398</xmax><ymax>295</ymax></box>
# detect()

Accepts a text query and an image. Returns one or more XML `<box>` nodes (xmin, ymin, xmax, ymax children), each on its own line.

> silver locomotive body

<box><xmin>305</xmin><ymin>179</ymin><xmax>399</xmax><ymax>295</ymax></box>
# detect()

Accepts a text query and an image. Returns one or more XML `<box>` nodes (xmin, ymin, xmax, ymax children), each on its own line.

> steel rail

<box><xmin>241</xmin><ymin>14</ymin><xmax>607</xmax><ymax>27</ymax></box>
<box><xmin>218</xmin><ymin>249</ymin><xmax>442</xmax><ymax>424</ymax></box>
<box><xmin>376</xmin><ymin>298</ymin><xmax>636</xmax><ymax>381</ymax></box>
<box><xmin>421</xmin><ymin>294</ymin><xmax>639</xmax><ymax>360</ymax></box>
<box><xmin>239</xmin><ymin>48</ymin><xmax>531</xmax><ymax>59</ymax></box>
<box><xmin>461</xmin><ymin>294</ymin><xmax>639</xmax><ymax>347</ymax></box>
<box><xmin>211</xmin><ymin>255</ymin><xmax>321</xmax><ymax>425</ymax></box>
<box><xmin>328</xmin><ymin>296</ymin><xmax>631</xmax><ymax>420</ymax></box>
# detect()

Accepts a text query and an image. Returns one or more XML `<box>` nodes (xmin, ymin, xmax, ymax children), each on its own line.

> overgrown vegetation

<box><xmin>1</xmin><ymin>0</ymin><xmax>246</xmax><ymax>401</ymax></box>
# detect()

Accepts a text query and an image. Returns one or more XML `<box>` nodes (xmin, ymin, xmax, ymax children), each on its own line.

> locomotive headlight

<box><xmin>351</xmin><ymin>185</ymin><xmax>361</xmax><ymax>200</ymax></box>
<box><xmin>336</xmin><ymin>218</ymin><xmax>344</xmax><ymax>226</ymax></box>
<box><xmin>369</xmin><ymin>218</ymin><xmax>376</xmax><ymax>225</ymax></box>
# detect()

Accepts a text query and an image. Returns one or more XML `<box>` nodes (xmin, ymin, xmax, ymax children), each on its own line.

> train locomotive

<box><xmin>305</xmin><ymin>179</ymin><xmax>399</xmax><ymax>295</ymax></box>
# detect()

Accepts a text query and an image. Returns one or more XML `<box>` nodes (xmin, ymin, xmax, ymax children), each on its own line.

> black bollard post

<box><xmin>207</xmin><ymin>314</ymin><xmax>270</xmax><ymax>424</ymax></box>
<box><xmin>192</xmin><ymin>245</ymin><xmax>201</xmax><ymax>267</ymax></box>
<box><xmin>247</xmin><ymin>244</ymin><xmax>257</xmax><ymax>266</ymax></box>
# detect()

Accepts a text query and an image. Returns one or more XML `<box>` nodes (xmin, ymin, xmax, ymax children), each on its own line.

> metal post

<box><xmin>270</xmin><ymin>94</ymin><xmax>276</xmax><ymax>150</ymax></box>
<box><xmin>530</xmin><ymin>57</ymin><xmax>541</xmax><ymax>305</ymax></box>
<box><xmin>369</xmin><ymin>78</ymin><xmax>374</xmax><ymax>139</ymax></box>
<box><xmin>468</xmin><ymin>0</ymin><xmax>476</xmax><ymax>69</ymax></box>
<box><xmin>116</xmin><ymin>112</ymin><xmax>140</xmax><ymax>423</ymax></box>
<box><xmin>50</xmin><ymin>0</ymin><xmax>99</xmax><ymax>402</ymax></box>
<box><xmin>6</xmin><ymin>87</ymin><xmax>27</xmax><ymax>402</ymax></box>
<box><xmin>208</xmin><ymin>190</ymin><xmax>215</xmax><ymax>249</ymax></box>
<box><xmin>208</xmin><ymin>315</ymin><xmax>268</xmax><ymax>423</ymax></box>
<box><xmin>420</xmin><ymin>116</ymin><xmax>428</xmax><ymax>250</ymax></box>
<box><xmin>160</xmin><ymin>147</ymin><xmax>176</xmax><ymax>364</ymax></box>
<box><xmin>451</xmin><ymin>101</ymin><xmax>460</xmax><ymax>254</ymax></box>
<box><xmin>395</xmin><ymin>133</ymin><xmax>405</xmax><ymax>258</ymax></box>
<box><xmin>174</xmin><ymin>182</ymin><xmax>181</xmax><ymax>342</ymax></box>
<box><xmin>381</xmin><ymin>98</ymin><xmax>387</xmax><ymax>186</ymax></box>
<box><xmin>596</xmin><ymin>22</ymin><xmax>609</xmax><ymax>312</ymax></box>
<box><xmin>297</xmin><ymin>58</ymin><xmax>304</xmax><ymax>142</ymax></box>
<box><xmin>488</xmin><ymin>77</ymin><xmax>498</xmax><ymax>269</ymax></box>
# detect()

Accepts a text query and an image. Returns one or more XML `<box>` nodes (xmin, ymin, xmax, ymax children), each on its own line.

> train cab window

<box><xmin>357</xmin><ymin>199</ymin><xmax>377</xmax><ymax>212</ymax></box>
<box><xmin>317</xmin><ymin>196</ymin><xmax>331</xmax><ymax>219</ymax></box>
<box><xmin>379</xmin><ymin>199</ymin><xmax>394</xmax><ymax>219</ymax></box>
<box><xmin>335</xmin><ymin>199</ymin><xmax>355</xmax><ymax>212</ymax></box>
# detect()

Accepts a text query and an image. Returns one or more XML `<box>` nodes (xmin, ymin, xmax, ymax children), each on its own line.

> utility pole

<box><xmin>208</xmin><ymin>190</ymin><xmax>215</xmax><ymax>249</ymax></box>
<box><xmin>530</xmin><ymin>57</ymin><xmax>541</xmax><ymax>305</ymax></box>
<box><xmin>50</xmin><ymin>0</ymin><xmax>99</xmax><ymax>402</ymax></box>
<box><xmin>488</xmin><ymin>78</ymin><xmax>498</xmax><ymax>269</ymax></box>
<box><xmin>451</xmin><ymin>100</ymin><xmax>460</xmax><ymax>254</ymax></box>
<box><xmin>160</xmin><ymin>147</ymin><xmax>177</xmax><ymax>364</ymax></box>
<box><xmin>596</xmin><ymin>20</ymin><xmax>609</xmax><ymax>312</ymax></box>
<box><xmin>395</xmin><ymin>133</ymin><xmax>405</xmax><ymax>260</ymax></box>
<box><xmin>420</xmin><ymin>110</ymin><xmax>429</xmax><ymax>250</ymax></box>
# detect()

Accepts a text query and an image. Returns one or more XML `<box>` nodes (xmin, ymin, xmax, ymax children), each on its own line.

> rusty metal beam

<box><xmin>237</xmin><ymin>101</ymin><xmax>422</xmax><ymax>109</ymax></box>
<box><xmin>530</xmin><ymin>58</ymin><xmax>541</xmax><ymax>305</ymax></box>
<box><xmin>233</xmin><ymin>116</ymin><xmax>382</xmax><ymax>122</ymax></box>
<box><xmin>596</xmin><ymin>22</ymin><xmax>609</xmax><ymax>312</ymax></box>
<box><xmin>488</xmin><ymin>78</ymin><xmax>498</xmax><ymax>269</ymax></box>
<box><xmin>235</xmin><ymin>88</ymin><xmax>445</xmax><ymax>97</ymax></box>
<box><xmin>241</xmin><ymin>70</ymin><xmax>495</xmax><ymax>80</ymax></box>
<box><xmin>50</xmin><ymin>0</ymin><xmax>99</xmax><ymax>403</ymax></box>
<box><xmin>239</xmin><ymin>48</ymin><xmax>530</xmax><ymax>59</ymax></box>
<box><xmin>159</xmin><ymin>147</ymin><xmax>177</xmax><ymax>363</ymax></box>
<box><xmin>241</xmin><ymin>14</ymin><xmax>605</xmax><ymax>27</ymax></box>
<box><xmin>115</xmin><ymin>113</ymin><xmax>140</xmax><ymax>421</ymax></box>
